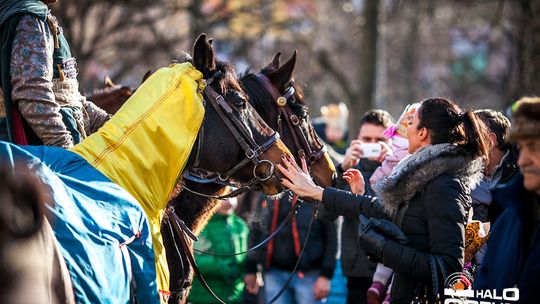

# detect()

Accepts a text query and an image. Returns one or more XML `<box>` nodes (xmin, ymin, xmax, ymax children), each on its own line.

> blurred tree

<box><xmin>50</xmin><ymin>0</ymin><xmax>537</xmax><ymax>116</ymax></box>
<box><xmin>511</xmin><ymin>0</ymin><xmax>540</xmax><ymax>101</ymax></box>
<box><xmin>316</xmin><ymin>0</ymin><xmax>380</xmax><ymax>133</ymax></box>
<box><xmin>52</xmin><ymin>0</ymin><xmax>192</xmax><ymax>90</ymax></box>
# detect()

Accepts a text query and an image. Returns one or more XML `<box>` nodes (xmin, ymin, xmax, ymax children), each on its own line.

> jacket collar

<box><xmin>373</xmin><ymin>143</ymin><xmax>484</xmax><ymax>214</ymax></box>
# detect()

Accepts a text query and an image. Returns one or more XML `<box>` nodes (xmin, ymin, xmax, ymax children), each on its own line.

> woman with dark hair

<box><xmin>278</xmin><ymin>98</ymin><xmax>488</xmax><ymax>303</ymax></box>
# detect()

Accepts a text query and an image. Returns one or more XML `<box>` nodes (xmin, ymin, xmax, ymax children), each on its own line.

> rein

<box><xmin>169</xmin><ymin>195</ymin><xmax>320</xmax><ymax>304</ymax></box>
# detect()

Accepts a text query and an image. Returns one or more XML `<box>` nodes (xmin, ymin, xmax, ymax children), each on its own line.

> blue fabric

<box><xmin>475</xmin><ymin>174</ymin><xmax>526</xmax><ymax>290</ymax></box>
<box><xmin>0</xmin><ymin>141</ymin><xmax>159</xmax><ymax>303</ymax></box>
<box><xmin>475</xmin><ymin>173</ymin><xmax>540</xmax><ymax>303</ymax></box>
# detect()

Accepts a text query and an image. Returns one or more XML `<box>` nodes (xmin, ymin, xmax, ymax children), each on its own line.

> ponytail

<box><xmin>460</xmin><ymin>111</ymin><xmax>489</xmax><ymax>159</ymax></box>
<box><xmin>417</xmin><ymin>98</ymin><xmax>489</xmax><ymax>159</ymax></box>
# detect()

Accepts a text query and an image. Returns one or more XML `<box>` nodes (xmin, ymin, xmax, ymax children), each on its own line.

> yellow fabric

<box><xmin>71</xmin><ymin>63</ymin><xmax>205</xmax><ymax>299</ymax></box>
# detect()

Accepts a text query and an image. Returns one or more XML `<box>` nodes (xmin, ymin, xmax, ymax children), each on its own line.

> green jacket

<box><xmin>188</xmin><ymin>213</ymin><xmax>249</xmax><ymax>304</ymax></box>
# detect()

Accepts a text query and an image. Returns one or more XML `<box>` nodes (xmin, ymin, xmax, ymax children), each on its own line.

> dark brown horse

<box><xmin>241</xmin><ymin>50</ymin><xmax>336</xmax><ymax>187</ymax></box>
<box><xmin>87</xmin><ymin>71</ymin><xmax>154</xmax><ymax>115</ymax></box>
<box><xmin>162</xmin><ymin>47</ymin><xmax>336</xmax><ymax>303</ymax></box>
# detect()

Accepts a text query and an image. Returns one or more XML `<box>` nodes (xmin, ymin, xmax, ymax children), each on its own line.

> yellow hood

<box><xmin>71</xmin><ymin>62</ymin><xmax>205</xmax><ymax>298</ymax></box>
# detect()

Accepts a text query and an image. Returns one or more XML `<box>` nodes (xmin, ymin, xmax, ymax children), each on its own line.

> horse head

<box><xmin>88</xmin><ymin>77</ymin><xmax>133</xmax><ymax>115</ymax></box>
<box><xmin>187</xmin><ymin>34</ymin><xmax>291</xmax><ymax>197</ymax></box>
<box><xmin>241</xmin><ymin>51</ymin><xmax>336</xmax><ymax>188</ymax></box>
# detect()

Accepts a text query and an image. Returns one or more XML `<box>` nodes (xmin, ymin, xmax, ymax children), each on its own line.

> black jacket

<box><xmin>319</xmin><ymin>158</ymin><xmax>380</xmax><ymax>278</ymax></box>
<box><xmin>246</xmin><ymin>192</ymin><xmax>338</xmax><ymax>279</ymax></box>
<box><xmin>321</xmin><ymin>144</ymin><xmax>483</xmax><ymax>303</ymax></box>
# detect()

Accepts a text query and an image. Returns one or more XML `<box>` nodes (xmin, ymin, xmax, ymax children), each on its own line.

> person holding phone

<box><xmin>279</xmin><ymin>98</ymin><xmax>488</xmax><ymax>303</ymax></box>
<box><xmin>321</xmin><ymin>109</ymin><xmax>393</xmax><ymax>304</ymax></box>
<box><xmin>339</xmin><ymin>110</ymin><xmax>394</xmax><ymax>173</ymax></box>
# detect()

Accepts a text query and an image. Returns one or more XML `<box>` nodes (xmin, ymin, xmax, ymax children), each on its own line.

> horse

<box><xmin>87</xmin><ymin>76</ymin><xmax>134</xmax><ymax>115</ymax></box>
<box><xmin>162</xmin><ymin>47</ymin><xmax>336</xmax><ymax>303</ymax></box>
<box><xmin>0</xmin><ymin>33</ymin><xmax>291</xmax><ymax>304</ymax></box>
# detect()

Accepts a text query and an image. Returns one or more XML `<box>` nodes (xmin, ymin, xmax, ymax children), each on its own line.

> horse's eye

<box><xmin>227</xmin><ymin>90</ymin><xmax>246</xmax><ymax>108</ymax></box>
<box><xmin>234</xmin><ymin>99</ymin><xmax>246</xmax><ymax>108</ymax></box>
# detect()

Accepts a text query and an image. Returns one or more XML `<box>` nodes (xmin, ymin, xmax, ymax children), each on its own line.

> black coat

<box><xmin>321</xmin><ymin>144</ymin><xmax>482</xmax><ymax>303</ymax></box>
<box><xmin>318</xmin><ymin>158</ymin><xmax>380</xmax><ymax>278</ymax></box>
<box><xmin>246</xmin><ymin>192</ymin><xmax>338</xmax><ymax>279</ymax></box>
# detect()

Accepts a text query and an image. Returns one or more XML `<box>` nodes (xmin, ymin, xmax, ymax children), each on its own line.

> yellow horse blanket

<box><xmin>72</xmin><ymin>62</ymin><xmax>205</xmax><ymax>299</ymax></box>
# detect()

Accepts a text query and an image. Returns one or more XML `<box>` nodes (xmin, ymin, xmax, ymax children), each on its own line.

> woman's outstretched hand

<box><xmin>277</xmin><ymin>155</ymin><xmax>324</xmax><ymax>201</ymax></box>
<box><xmin>342</xmin><ymin>169</ymin><xmax>366</xmax><ymax>195</ymax></box>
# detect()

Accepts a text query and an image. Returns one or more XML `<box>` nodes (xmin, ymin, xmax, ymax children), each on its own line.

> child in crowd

<box><xmin>366</xmin><ymin>103</ymin><xmax>420</xmax><ymax>304</ymax></box>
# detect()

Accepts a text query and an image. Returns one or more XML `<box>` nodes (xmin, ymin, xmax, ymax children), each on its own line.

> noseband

<box><xmin>183</xmin><ymin>78</ymin><xmax>280</xmax><ymax>199</ymax></box>
<box><xmin>256</xmin><ymin>73</ymin><xmax>327</xmax><ymax>166</ymax></box>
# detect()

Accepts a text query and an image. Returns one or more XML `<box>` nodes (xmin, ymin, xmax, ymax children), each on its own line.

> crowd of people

<box><xmin>0</xmin><ymin>1</ymin><xmax>539</xmax><ymax>304</ymax></box>
<box><xmin>186</xmin><ymin>97</ymin><xmax>539</xmax><ymax>304</ymax></box>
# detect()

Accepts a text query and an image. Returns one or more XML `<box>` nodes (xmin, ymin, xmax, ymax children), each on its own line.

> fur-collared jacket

<box><xmin>322</xmin><ymin>144</ymin><xmax>484</xmax><ymax>303</ymax></box>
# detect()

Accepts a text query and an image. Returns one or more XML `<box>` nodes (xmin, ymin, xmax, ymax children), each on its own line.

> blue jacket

<box><xmin>475</xmin><ymin>173</ymin><xmax>540</xmax><ymax>303</ymax></box>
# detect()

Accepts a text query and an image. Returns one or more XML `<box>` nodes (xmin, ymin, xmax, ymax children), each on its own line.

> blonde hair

<box><xmin>320</xmin><ymin>102</ymin><xmax>349</xmax><ymax>130</ymax></box>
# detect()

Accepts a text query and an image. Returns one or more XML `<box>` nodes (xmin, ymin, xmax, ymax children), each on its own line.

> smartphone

<box><xmin>361</xmin><ymin>143</ymin><xmax>381</xmax><ymax>158</ymax></box>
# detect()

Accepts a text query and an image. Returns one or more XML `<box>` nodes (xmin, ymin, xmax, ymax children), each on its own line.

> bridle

<box><xmin>164</xmin><ymin>71</ymin><xmax>287</xmax><ymax>302</ymax></box>
<box><xmin>182</xmin><ymin>73</ymin><xmax>281</xmax><ymax>199</ymax></box>
<box><xmin>255</xmin><ymin>73</ymin><xmax>327</xmax><ymax>167</ymax></box>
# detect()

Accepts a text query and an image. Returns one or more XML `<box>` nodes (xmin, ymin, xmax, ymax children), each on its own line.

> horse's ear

<box><xmin>104</xmin><ymin>76</ymin><xmax>116</xmax><ymax>88</ymax></box>
<box><xmin>120</xmin><ymin>87</ymin><xmax>133</xmax><ymax>96</ymax></box>
<box><xmin>268</xmin><ymin>50</ymin><xmax>297</xmax><ymax>91</ymax></box>
<box><xmin>192</xmin><ymin>33</ymin><xmax>216</xmax><ymax>72</ymax></box>
<box><xmin>142</xmin><ymin>70</ymin><xmax>153</xmax><ymax>84</ymax></box>
<box><xmin>269</xmin><ymin>52</ymin><xmax>282</xmax><ymax>69</ymax></box>
<box><xmin>263</xmin><ymin>52</ymin><xmax>282</xmax><ymax>70</ymax></box>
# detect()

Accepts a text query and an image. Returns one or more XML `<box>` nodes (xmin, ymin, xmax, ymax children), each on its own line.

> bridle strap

<box><xmin>184</xmin><ymin>197</ymin><xmax>320</xmax><ymax>304</ymax></box>
<box><xmin>184</xmin><ymin>85</ymin><xmax>281</xmax><ymax>199</ymax></box>
<box><xmin>205</xmin><ymin>86</ymin><xmax>261</xmax><ymax>166</ymax></box>
<box><xmin>181</xmin><ymin>177</ymin><xmax>254</xmax><ymax>200</ymax></box>
<box><xmin>256</xmin><ymin>73</ymin><xmax>282</xmax><ymax>100</ymax></box>
<box><xmin>256</xmin><ymin>73</ymin><xmax>326</xmax><ymax>165</ymax></box>
<box><xmin>267</xmin><ymin>201</ymin><xmax>319</xmax><ymax>304</ymax></box>
<box><xmin>279</xmin><ymin>106</ymin><xmax>311</xmax><ymax>159</ymax></box>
